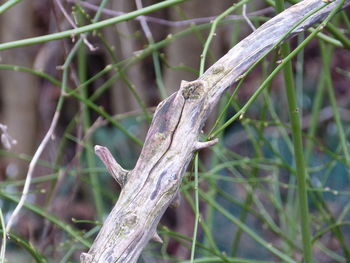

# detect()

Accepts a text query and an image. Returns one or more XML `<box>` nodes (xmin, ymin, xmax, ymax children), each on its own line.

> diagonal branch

<box><xmin>80</xmin><ymin>0</ymin><xmax>350</xmax><ymax>262</ymax></box>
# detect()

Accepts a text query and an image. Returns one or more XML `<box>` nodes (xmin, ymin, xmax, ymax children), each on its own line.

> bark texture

<box><xmin>81</xmin><ymin>0</ymin><xmax>350</xmax><ymax>262</ymax></box>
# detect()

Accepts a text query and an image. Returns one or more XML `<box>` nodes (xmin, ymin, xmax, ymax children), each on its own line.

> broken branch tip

<box><xmin>194</xmin><ymin>138</ymin><xmax>219</xmax><ymax>151</ymax></box>
<box><xmin>151</xmin><ymin>233</ymin><xmax>163</xmax><ymax>244</ymax></box>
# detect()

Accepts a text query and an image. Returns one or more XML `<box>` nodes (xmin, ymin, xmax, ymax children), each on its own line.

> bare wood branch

<box><xmin>81</xmin><ymin>0</ymin><xmax>350</xmax><ymax>262</ymax></box>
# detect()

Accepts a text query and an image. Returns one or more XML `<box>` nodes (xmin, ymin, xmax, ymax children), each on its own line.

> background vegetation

<box><xmin>0</xmin><ymin>0</ymin><xmax>349</xmax><ymax>262</ymax></box>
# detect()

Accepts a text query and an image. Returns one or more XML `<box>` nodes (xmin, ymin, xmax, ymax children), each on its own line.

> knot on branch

<box><xmin>180</xmin><ymin>80</ymin><xmax>207</xmax><ymax>100</ymax></box>
<box><xmin>94</xmin><ymin>145</ymin><xmax>129</xmax><ymax>187</ymax></box>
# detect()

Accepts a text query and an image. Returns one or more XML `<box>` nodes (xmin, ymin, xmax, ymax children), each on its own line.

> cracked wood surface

<box><xmin>80</xmin><ymin>0</ymin><xmax>350</xmax><ymax>262</ymax></box>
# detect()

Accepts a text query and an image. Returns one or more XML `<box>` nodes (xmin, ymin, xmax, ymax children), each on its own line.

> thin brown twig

<box><xmin>243</xmin><ymin>4</ymin><xmax>257</xmax><ymax>31</ymax></box>
<box><xmin>68</xmin><ymin>0</ymin><xmax>273</xmax><ymax>27</ymax></box>
<box><xmin>135</xmin><ymin>0</ymin><xmax>154</xmax><ymax>42</ymax></box>
<box><xmin>55</xmin><ymin>0</ymin><xmax>77</xmax><ymax>29</ymax></box>
<box><xmin>5</xmin><ymin>111</ymin><xmax>60</xmax><ymax>232</ymax></box>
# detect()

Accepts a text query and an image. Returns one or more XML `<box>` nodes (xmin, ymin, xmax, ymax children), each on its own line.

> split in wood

<box><xmin>94</xmin><ymin>145</ymin><xmax>129</xmax><ymax>187</ymax></box>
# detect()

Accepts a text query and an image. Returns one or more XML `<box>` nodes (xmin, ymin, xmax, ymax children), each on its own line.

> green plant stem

<box><xmin>74</xmin><ymin>1</ymin><xmax>111</xmax><ymax>219</ymax></box>
<box><xmin>0</xmin><ymin>0</ymin><xmax>22</xmax><ymax>14</ymax></box>
<box><xmin>207</xmin><ymin>79</ymin><xmax>244</xmax><ymax>137</ymax></box>
<box><xmin>275</xmin><ymin>0</ymin><xmax>313</xmax><ymax>260</ymax></box>
<box><xmin>199</xmin><ymin>0</ymin><xmax>249</xmax><ymax>75</ymax></box>
<box><xmin>304</xmin><ymin>67</ymin><xmax>326</xmax><ymax>163</ymax></box>
<box><xmin>312</xmin><ymin>221</ymin><xmax>350</xmax><ymax>244</ymax></box>
<box><xmin>0</xmin><ymin>209</ymin><xmax>5</xmax><ymax>263</ymax></box>
<box><xmin>0</xmin><ymin>229</ymin><xmax>48</xmax><ymax>263</ymax></box>
<box><xmin>0</xmin><ymin>0</ymin><xmax>186</xmax><ymax>51</ymax></box>
<box><xmin>341</xmin><ymin>11</ymin><xmax>350</xmax><ymax>32</ymax></box>
<box><xmin>78</xmin><ymin>40</ymin><xmax>104</xmax><ymax>220</ymax></box>
<box><xmin>322</xmin><ymin>43</ymin><xmax>350</xmax><ymax>171</ymax></box>
<box><xmin>58</xmin><ymin>36</ymin><xmax>82</xmax><ymax>111</ymax></box>
<box><xmin>59</xmin><ymin>226</ymin><xmax>100</xmax><ymax>263</ymax></box>
<box><xmin>90</xmin><ymin>0</ymin><xmax>109</xmax><ymax>23</ymax></box>
<box><xmin>282</xmin><ymin>37</ymin><xmax>314</xmax><ymax>263</ymax></box>
<box><xmin>0</xmin><ymin>64</ymin><xmax>61</xmax><ymax>85</ymax></box>
<box><xmin>325</xmin><ymin>22</ymin><xmax>350</xmax><ymax>49</ymax></box>
<box><xmin>190</xmin><ymin>154</ymin><xmax>200</xmax><ymax>262</ymax></box>
<box><xmin>183</xmin><ymin>189</ymin><xmax>225</xmax><ymax>260</ymax></box>
<box><xmin>316</xmin><ymin>243</ymin><xmax>346</xmax><ymax>262</ymax></box>
<box><xmin>160</xmin><ymin>225</ymin><xmax>219</xmax><ymax>257</ymax></box>
<box><xmin>152</xmin><ymin>51</ymin><xmax>167</xmax><ymax>99</ymax></box>
<box><xmin>182</xmin><ymin>257</ymin><xmax>274</xmax><ymax>263</ymax></box>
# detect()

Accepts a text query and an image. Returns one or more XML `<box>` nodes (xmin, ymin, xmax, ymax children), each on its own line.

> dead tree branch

<box><xmin>80</xmin><ymin>0</ymin><xmax>350</xmax><ymax>262</ymax></box>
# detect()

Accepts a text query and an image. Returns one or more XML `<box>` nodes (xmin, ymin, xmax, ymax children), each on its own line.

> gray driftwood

<box><xmin>81</xmin><ymin>0</ymin><xmax>350</xmax><ymax>262</ymax></box>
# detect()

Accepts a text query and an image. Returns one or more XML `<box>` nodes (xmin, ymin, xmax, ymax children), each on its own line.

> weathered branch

<box><xmin>81</xmin><ymin>0</ymin><xmax>350</xmax><ymax>262</ymax></box>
